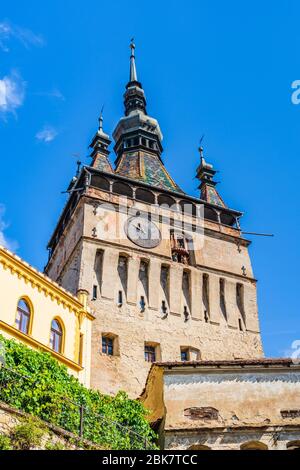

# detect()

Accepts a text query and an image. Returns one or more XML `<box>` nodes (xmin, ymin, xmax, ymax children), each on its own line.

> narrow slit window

<box><xmin>161</xmin><ymin>300</ymin><xmax>168</xmax><ymax>316</ymax></box>
<box><xmin>140</xmin><ymin>296</ymin><xmax>146</xmax><ymax>312</ymax></box>
<box><xmin>94</xmin><ymin>249</ymin><xmax>104</xmax><ymax>295</ymax></box>
<box><xmin>118</xmin><ymin>255</ymin><xmax>128</xmax><ymax>301</ymax></box>
<box><xmin>139</xmin><ymin>260</ymin><xmax>149</xmax><ymax>303</ymax></box>
<box><xmin>236</xmin><ymin>283</ymin><xmax>246</xmax><ymax>327</ymax></box>
<box><xmin>118</xmin><ymin>290</ymin><xmax>123</xmax><ymax>307</ymax></box>
<box><xmin>219</xmin><ymin>278</ymin><xmax>227</xmax><ymax>321</ymax></box>
<box><xmin>160</xmin><ymin>265</ymin><xmax>170</xmax><ymax>311</ymax></box>
<box><xmin>184</xmin><ymin>306</ymin><xmax>189</xmax><ymax>321</ymax></box>
<box><xmin>182</xmin><ymin>270</ymin><xmax>191</xmax><ymax>315</ymax></box>
<box><xmin>202</xmin><ymin>274</ymin><xmax>210</xmax><ymax>322</ymax></box>
<box><xmin>92</xmin><ymin>285</ymin><xmax>97</xmax><ymax>300</ymax></box>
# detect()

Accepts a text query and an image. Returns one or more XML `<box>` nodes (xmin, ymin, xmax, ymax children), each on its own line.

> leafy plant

<box><xmin>0</xmin><ymin>335</ymin><xmax>157</xmax><ymax>450</ymax></box>
<box><xmin>45</xmin><ymin>440</ymin><xmax>66</xmax><ymax>451</ymax></box>
<box><xmin>10</xmin><ymin>417</ymin><xmax>47</xmax><ymax>450</ymax></box>
<box><xmin>0</xmin><ymin>434</ymin><xmax>12</xmax><ymax>450</ymax></box>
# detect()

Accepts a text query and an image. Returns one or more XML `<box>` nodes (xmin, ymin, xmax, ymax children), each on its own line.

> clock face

<box><xmin>125</xmin><ymin>216</ymin><xmax>161</xmax><ymax>248</ymax></box>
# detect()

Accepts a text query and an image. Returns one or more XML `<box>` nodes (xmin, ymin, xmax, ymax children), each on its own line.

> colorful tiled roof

<box><xmin>92</xmin><ymin>155</ymin><xmax>114</xmax><ymax>173</ymax></box>
<box><xmin>115</xmin><ymin>151</ymin><xmax>183</xmax><ymax>193</ymax></box>
<box><xmin>196</xmin><ymin>147</ymin><xmax>227</xmax><ymax>207</ymax></box>
<box><xmin>200</xmin><ymin>184</ymin><xmax>226</xmax><ymax>207</ymax></box>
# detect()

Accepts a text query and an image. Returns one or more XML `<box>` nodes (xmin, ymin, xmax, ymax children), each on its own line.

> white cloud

<box><xmin>34</xmin><ymin>88</ymin><xmax>65</xmax><ymax>101</ymax></box>
<box><xmin>36</xmin><ymin>125</ymin><xmax>58</xmax><ymax>143</ymax></box>
<box><xmin>0</xmin><ymin>204</ymin><xmax>18</xmax><ymax>251</ymax></box>
<box><xmin>0</xmin><ymin>70</ymin><xmax>26</xmax><ymax>118</ymax></box>
<box><xmin>0</xmin><ymin>20</ymin><xmax>44</xmax><ymax>52</ymax></box>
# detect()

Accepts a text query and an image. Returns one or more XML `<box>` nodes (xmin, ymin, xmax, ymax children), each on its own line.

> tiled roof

<box><xmin>154</xmin><ymin>358</ymin><xmax>298</xmax><ymax>368</ymax></box>
<box><xmin>92</xmin><ymin>155</ymin><xmax>114</xmax><ymax>173</ymax></box>
<box><xmin>116</xmin><ymin>151</ymin><xmax>183</xmax><ymax>193</ymax></box>
<box><xmin>200</xmin><ymin>184</ymin><xmax>226</xmax><ymax>207</ymax></box>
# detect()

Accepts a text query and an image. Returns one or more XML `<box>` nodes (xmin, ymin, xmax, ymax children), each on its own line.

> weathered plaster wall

<box><xmin>163</xmin><ymin>369</ymin><xmax>300</xmax><ymax>430</ymax></box>
<box><xmin>141</xmin><ymin>363</ymin><xmax>300</xmax><ymax>450</ymax></box>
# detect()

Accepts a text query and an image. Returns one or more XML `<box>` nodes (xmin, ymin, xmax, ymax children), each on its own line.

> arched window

<box><xmin>50</xmin><ymin>319</ymin><xmax>64</xmax><ymax>353</ymax></box>
<box><xmin>287</xmin><ymin>441</ymin><xmax>300</xmax><ymax>450</ymax></box>
<box><xmin>179</xmin><ymin>200</ymin><xmax>197</xmax><ymax>217</ymax></box>
<box><xmin>135</xmin><ymin>188</ymin><xmax>155</xmax><ymax>204</ymax></box>
<box><xmin>112</xmin><ymin>181</ymin><xmax>133</xmax><ymax>198</ymax></box>
<box><xmin>204</xmin><ymin>207</ymin><xmax>219</xmax><ymax>222</ymax></box>
<box><xmin>188</xmin><ymin>444</ymin><xmax>211</xmax><ymax>450</ymax></box>
<box><xmin>16</xmin><ymin>299</ymin><xmax>32</xmax><ymax>334</ymax></box>
<box><xmin>90</xmin><ymin>175</ymin><xmax>110</xmax><ymax>191</ymax></box>
<box><xmin>157</xmin><ymin>194</ymin><xmax>176</xmax><ymax>209</ymax></box>
<box><xmin>240</xmin><ymin>441</ymin><xmax>268</xmax><ymax>450</ymax></box>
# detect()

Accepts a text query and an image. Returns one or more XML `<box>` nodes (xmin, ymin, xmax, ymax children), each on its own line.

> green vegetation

<box><xmin>0</xmin><ymin>335</ymin><xmax>156</xmax><ymax>450</ymax></box>
<box><xmin>0</xmin><ymin>418</ymin><xmax>101</xmax><ymax>451</ymax></box>
<box><xmin>0</xmin><ymin>434</ymin><xmax>12</xmax><ymax>450</ymax></box>
<box><xmin>9</xmin><ymin>417</ymin><xmax>46</xmax><ymax>450</ymax></box>
<box><xmin>44</xmin><ymin>440</ymin><xmax>66</xmax><ymax>451</ymax></box>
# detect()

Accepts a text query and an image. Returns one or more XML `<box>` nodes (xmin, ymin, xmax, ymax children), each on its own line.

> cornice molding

<box><xmin>0</xmin><ymin>247</ymin><xmax>94</xmax><ymax>321</ymax></box>
<box><xmin>0</xmin><ymin>320</ymin><xmax>83</xmax><ymax>372</ymax></box>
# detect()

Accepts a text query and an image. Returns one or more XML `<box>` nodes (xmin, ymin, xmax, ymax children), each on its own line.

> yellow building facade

<box><xmin>0</xmin><ymin>246</ymin><xmax>94</xmax><ymax>387</ymax></box>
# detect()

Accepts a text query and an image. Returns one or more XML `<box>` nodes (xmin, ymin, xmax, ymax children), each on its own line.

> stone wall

<box><xmin>165</xmin><ymin>427</ymin><xmax>300</xmax><ymax>450</ymax></box>
<box><xmin>46</xmin><ymin>191</ymin><xmax>263</xmax><ymax>397</ymax></box>
<box><xmin>0</xmin><ymin>402</ymin><xmax>103</xmax><ymax>450</ymax></box>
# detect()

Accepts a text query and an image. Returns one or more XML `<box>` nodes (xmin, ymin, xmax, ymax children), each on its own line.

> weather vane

<box><xmin>130</xmin><ymin>37</ymin><xmax>135</xmax><ymax>53</ymax></box>
<box><xmin>99</xmin><ymin>104</ymin><xmax>105</xmax><ymax>130</ymax></box>
<box><xmin>71</xmin><ymin>154</ymin><xmax>81</xmax><ymax>177</ymax></box>
<box><xmin>198</xmin><ymin>134</ymin><xmax>205</xmax><ymax>159</ymax></box>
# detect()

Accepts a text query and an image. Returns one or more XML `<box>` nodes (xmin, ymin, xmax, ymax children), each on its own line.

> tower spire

<box><xmin>123</xmin><ymin>40</ymin><xmax>147</xmax><ymax>116</ymax></box>
<box><xmin>129</xmin><ymin>39</ymin><xmax>138</xmax><ymax>83</ymax></box>
<box><xmin>98</xmin><ymin>105</ymin><xmax>104</xmax><ymax>132</ymax></box>
<box><xmin>111</xmin><ymin>41</ymin><xmax>183</xmax><ymax>193</ymax></box>
<box><xmin>89</xmin><ymin>109</ymin><xmax>113</xmax><ymax>173</ymax></box>
<box><xmin>196</xmin><ymin>143</ymin><xmax>226</xmax><ymax>207</ymax></box>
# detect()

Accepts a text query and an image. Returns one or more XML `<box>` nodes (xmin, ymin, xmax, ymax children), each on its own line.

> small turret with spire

<box><xmin>89</xmin><ymin>109</ymin><xmax>113</xmax><ymax>173</ymax></box>
<box><xmin>196</xmin><ymin>142</ymin><xmax>226</xmax><ymax>207</ymax></box>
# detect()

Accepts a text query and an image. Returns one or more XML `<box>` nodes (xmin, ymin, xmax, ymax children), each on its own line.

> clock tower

<box><xmin>45</xmin><ymin>42</ymin><xmax>263</xmax><ymax>397</ymax></box>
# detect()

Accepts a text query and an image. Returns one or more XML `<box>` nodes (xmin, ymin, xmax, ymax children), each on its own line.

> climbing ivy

<box><xmin>0</xmin><ymin>335</ymin><xmax>156</xmax><ymax>450</ymax></box>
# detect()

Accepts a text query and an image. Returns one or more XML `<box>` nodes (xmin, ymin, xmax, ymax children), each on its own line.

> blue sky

<box><xmin>0</xmin><ymin>0</ymin><xmax>299</xmax><ymax>358</ymax></box>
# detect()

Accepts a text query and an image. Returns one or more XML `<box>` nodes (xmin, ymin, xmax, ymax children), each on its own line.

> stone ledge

<box><xmin>0</xmin><ymin>401</ymin><xmax>105</xmax><ymax>450</ymax></box>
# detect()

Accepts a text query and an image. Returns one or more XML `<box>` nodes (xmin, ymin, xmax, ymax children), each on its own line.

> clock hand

<box><xmin>134</xmin><ymin>224</ymin><xmax>146</xmax><ymax>235</ymax></box>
